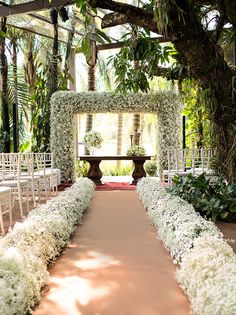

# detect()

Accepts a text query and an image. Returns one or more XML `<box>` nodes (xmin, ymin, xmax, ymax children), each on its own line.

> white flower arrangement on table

<box><xmin>83</xmin><ymin>130</ymin><xmax>103</xmax><ymax>152</ymax></box>
<box><xmin>126</xmin><ymin>145</ymin><xmax>146</xmax><ymax>156</ymax></box>
<box><xmin>137</xmin><ymin>177</ymin><xmax>236</xmax><ymax>315</ymax></box>
<box><xmin>0</xmin><ymin>178</ymin><xmax>95</xmax><ymax>315</ymax></box>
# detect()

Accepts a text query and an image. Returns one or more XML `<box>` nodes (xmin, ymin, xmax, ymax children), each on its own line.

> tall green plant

<box><xmin>182</xmin><ymin>79</ymin><xmax>212</xmax><ymax>148</ymax></box>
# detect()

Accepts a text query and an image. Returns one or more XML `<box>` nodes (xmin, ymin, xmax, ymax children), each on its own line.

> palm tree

<box><xmin>0</xmin><ymin>17</ymin><xmax>10</xmax><ymax>152</ymax></box>
<box><xmin>8</xmin><ymin>27</ymin><xmax>22</xmax><ymax>151</ymax></box>
<box><xmin>117</xmin><ymin>113</ymin><xmax>123</xmax><ymax>167</ymax></box>
<box><xmin>84</xmin><ymin>39</ymin><xmax>97</xmax><ymax>154</ymax></box>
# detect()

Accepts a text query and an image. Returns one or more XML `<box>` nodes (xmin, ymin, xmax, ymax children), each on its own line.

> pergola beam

<box><xmin>97</xmin><ymin>36</ymin><xmax>171</xmax><ymax>51</ymax></box>
<box><xmin>7</xmin><ymin>22</ymin><xmax>68</xmax><ymax>43</ymax></box>
<box><xmin>0</xmin><ymin>0</ymin><xmax>75</xmax><ymax>17</ymax></box>
<box><xmin>28</xmin><ymin>13</ymin><xmax>83</xmax><ymax>36</ymax></box>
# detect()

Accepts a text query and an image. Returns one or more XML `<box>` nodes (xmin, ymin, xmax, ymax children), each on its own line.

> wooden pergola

<box><xmin>0</xmin><ymin>0</ymin><xmax>169</xmax><ymax>49</ymax></box>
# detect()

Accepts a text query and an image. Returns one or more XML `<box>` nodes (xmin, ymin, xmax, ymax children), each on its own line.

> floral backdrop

<box><xmin>51</xmin><ymin>91</ymin><xmax>181</xmax><ymax>181</ymax></box>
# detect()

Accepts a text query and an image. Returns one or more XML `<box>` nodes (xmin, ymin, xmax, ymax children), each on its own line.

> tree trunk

<box><xmin>132</xmin><ymin>57</ymin><xmax>141</xmax><ymax>146</ymax></box>
<box><xmin>116</xmin><ymin>113</ymin><xmax>123</xmax><ymax>168</ymax></box>
<box><xmin>133</xmin><ymin>113</ymin><xmax>141</xmax><ymax>145</ymax></box>
<box><xmin>167</xmin><ymin>2</ymin><xmax>236</xmax><ymax>182</ymax></box>
<box><xmin>84</xmin><ymin>40</ymin><xmax>97</xmax><ymax>155</ymax></box>
<box><xmin>46</xmin><ymin>17</ymin><xmax>59</xmax><ymax>152</ymax></box>
<box><xmin>0</xmin><ymin>18</ymin><xmax>10</xmax><ymax>152</ymax></box>
<box><xmin>12</xmin><ymin>40</ymin><xmax>19</xmax><ymax>152</ymax></box>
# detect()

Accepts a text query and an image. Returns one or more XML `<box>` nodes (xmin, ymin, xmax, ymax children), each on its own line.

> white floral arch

<box><xmin>51</xmin><ymin>91</ymin><xmax>181</xmax><ymax>181</ymax></box>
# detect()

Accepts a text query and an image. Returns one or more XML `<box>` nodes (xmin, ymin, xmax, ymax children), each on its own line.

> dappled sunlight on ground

<box><xmin>49</xmin><ymin>274</ymin><xmax>119</xmax><ymax>308</ymax></box>
<box><xmin>74</xmin><ymin>251</ymin><xmax>121</xmax><ymax>270</ymax></box>
<box><xmin>34</xmin><ymin>191</ymin><xmax>190</xmax><ymax>315</ymax></box>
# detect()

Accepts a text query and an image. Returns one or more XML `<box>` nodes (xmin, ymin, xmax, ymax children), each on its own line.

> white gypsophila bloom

<box><xmin>0</xmin><ymin>178</ymin><xmax>95</xmax><ymax>315</ymax></box>
<box><xmin>136</xmin><ymin>178</ymin><xmax>236</xmax><ymax>315</ymax></box>
<box><xmin>0</xmin><ymin>247</ymin><xmax>48</xmax><ymax>315</ymax></box>
<box><xmin>176</xmin><ymin>237</ymin><xmax>236</xmax><ymax>315</ymax></box>
<box><xmin>50</xmin><ymin>91</ymin><xmax>181</xmax><ymax>181</ymax></box>
<box><xmin>84</xmin><ymin>130</ymin><xmax>103</xmax><ymax>150</ymax></box>
<box><xmin>126</xmin><ymin>145</ymin><xmax>146</xmax><ymax>156</ymax></box>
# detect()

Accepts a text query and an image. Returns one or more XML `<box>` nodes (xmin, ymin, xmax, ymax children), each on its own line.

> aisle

<box><xmin>34</xmin><ymin>191</ymin><xmax>190</xmax><ymax>315</ymax></box>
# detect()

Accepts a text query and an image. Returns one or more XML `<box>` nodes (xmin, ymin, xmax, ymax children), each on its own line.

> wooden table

<box><xmin>79</xmin><ymin>155</ymin><xmax>151</xmax><ymax>185</ymax></box>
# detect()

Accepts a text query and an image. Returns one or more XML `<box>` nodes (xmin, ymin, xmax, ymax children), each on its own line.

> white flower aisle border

<box><xmin>137</xmin><ymin>178</ymin><xmax>236</xmax><ymax>315</ymax></box>
<box><xmin>0</xmin><ymin>178</ymin><xmax>95</xmax><ymax>315</ymax></box>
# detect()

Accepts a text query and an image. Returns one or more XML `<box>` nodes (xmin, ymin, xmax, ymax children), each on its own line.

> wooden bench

<box><xmin>79</xmin><ymin>155</ymin><xmax>151</xmax><ymax>185</ymax></box>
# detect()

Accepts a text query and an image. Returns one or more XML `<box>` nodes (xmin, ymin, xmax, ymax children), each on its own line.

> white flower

<box><xmin>84</xmin><ymin>130</ymin><xmax>103</xmax><ymax>150</ymax></box>
<box><xmin>137</xmin><ymin>178</ymin><xmax>236</xmax><ymax>315</ymax></box>
<box><xmin>0</xmin><ymin>178</ymin><xmax>95</xmax><ymax>314</ymax></box>
<box><xmin>126</xmin><ymin>145</ymin><xmax>146</xmax><ymax>156</ymax></box>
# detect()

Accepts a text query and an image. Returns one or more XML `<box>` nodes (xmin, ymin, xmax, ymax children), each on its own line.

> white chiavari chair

<box><xmin>0</xmin><ymin>186</ymin><xmax>13</xmax><ymax>235</ymax></box>
<box><xmin>0</xmin><ymin>153</ymin><xmax>29</xmax><ymax>217</ymax></box>
<box><xmin>19</xmin><ymin>153</ymin><xmax>42</xmax><ymax>205</ymax></box>
<box><xmin>34</xmin><ymin>152</ymin><xmax>59</xmax><ymax>198</ymax></box>
<box><xmin>163</xmin><ymin>148</ymin><xmax>216</xmax><ymax>186</ymax></box>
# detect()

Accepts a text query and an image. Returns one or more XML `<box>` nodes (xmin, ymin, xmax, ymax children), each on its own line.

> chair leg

<box><xmin>43</xmin><ymin>178</ymin><xmax>49</xmax><ymax>200</ymax></box>
<box><xmin>31</xmin><ymin>180</ymin><xmax>36</xmax><ymax>205</ymax></box>
<box><xmin>26</xmin><ymin>185</ymin><xmax>29</xmax><ymax>212</ymax></box>
<box><xmin>0</xmin><ymin>205</ymin><xmax>4</xmax><ymax>235</ymax></box>
<box><xmin>9</xmin><ymin>193</ymin><xmax>12</xmax><ymax>226</ymax></box>
<box><xmin>18</xmin><ymin>187</ymin><xmax>24</xmax><ymax>217</ymax></box>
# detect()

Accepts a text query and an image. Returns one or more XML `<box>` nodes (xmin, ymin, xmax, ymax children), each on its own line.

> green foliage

<box><xmin>76</xmin><ymin>160</ymin><xmax>89</xmax><ymax>177</ymax></box>
<box><xmin>144</xmin><ymin>160</ymin><xmax>157</xmax><ymax>176</ymax></box>
<box><xmin>108</xmin><ymin>29</ymin><xmax>175</xmax><ymax>94</ymax></box>
<box><xmin>182</xmin><ymin>79</ymin><xmax>212</xmax><ymax>148</ymax></box>
<box><xmin>169</xmin><ymin>173</ymin><xmax>236</xmax><ymax>222</ymax></box>
<box><xmin>101</xmin><ymin>165</ymin><xmax>133</xmax><ymax>176</ymax></box>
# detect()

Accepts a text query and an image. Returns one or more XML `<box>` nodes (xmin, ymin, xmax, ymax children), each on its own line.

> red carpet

<box><xmin>58</xmin><ymin>182</ymin><xmax>136</xmax><ymax>191</ymax></box>
<box><xmin>58</xmin><ymin>182</ymin><xmax>73</xmax><ymax>191</ymax></box>
<box><xmin>96</xmin><ymin>182</ymin><xmax>136</xmax><ymax>191</ymax></box>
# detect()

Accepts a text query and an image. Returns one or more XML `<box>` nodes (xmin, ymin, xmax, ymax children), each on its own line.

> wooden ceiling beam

<box><xmin>0</xmin><ymin>0</ymin><xmax>76</xmax><ymax>17</ymax></box>
<box><xmin>7</xmin><ymin>22</ymin><xmax>67</xmax><ymax>43</ymax></box>
<box><xmin>28</xmin><ymin>13</ymin><xmax>83</xmax><ymax>36</ymax></box>
<box><xmin>97</xmin><ymin>36</ymin><xmax>171</xmax><ymax>51</ymax></box>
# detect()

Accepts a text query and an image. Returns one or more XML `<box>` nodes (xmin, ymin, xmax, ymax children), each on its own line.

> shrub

<box><xmin>169</xmin><ymin>173</ymin><xmax>236</xmax><ymax>222</ymax></box>
<box><xmin>144</xmin><ymin>160</ymin><xmax>157</xmax><ymax>176</ymax></box>
<box><xmin>76</xmin><ymin>160</ymin><xmax>89</xmax><ymax>177</ymax></box>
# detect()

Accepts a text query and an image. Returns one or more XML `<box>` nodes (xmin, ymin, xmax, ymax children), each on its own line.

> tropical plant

<box><xmin>169</xmin><ymin>173</ymin><xmax>236</xmax><ymax>222</ymax></box>
<box><xmin>76</xmin><ymin>160</ymin><xmax>89</xmax><ymax>177</ymax></box>
<box><xmin>181</xmin><ymin>79</ymin><xmax>212</xmax><ymax>149</ymax></box>
<box><xmin>101</xmin><ymin>164</ymin><xmax>133</xmax><ymax>176</ymax></box>
<box><xmin>0</xmin><ymin>17</ymin><xmax>10</xmax><ymax>152</ymax></box>
<box><xmin>144</xmin><ymin>160</ymin><xmax>157</xmax><ymax>176</ymax></box>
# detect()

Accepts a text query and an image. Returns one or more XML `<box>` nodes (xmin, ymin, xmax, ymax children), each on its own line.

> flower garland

<box><xmin>137</xmin><ymin>177</ymin><xmax>236</xmax><ymax>315</ymax></box>
<box><xmin>51</xmin><ymin>91</ymin><xmax>181</xmax><ymax>181</ymax></box>
<box><xmin>0</xmin><ymin>178</ymin><xmax>95</xmax><ymax>314</ymax></box>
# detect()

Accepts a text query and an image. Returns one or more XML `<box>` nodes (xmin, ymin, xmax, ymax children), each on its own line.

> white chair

<box><xmin>34</xmin><ymin>152</ymin><xmax>59</xmax><ymax>198</ymax></box>
<box><xmin>19</xmin><ymin>153</ymin><xmax>42</xmax><ymax>205</ymax></box>
<box><xmin>0</xmin><ymin>153</ymin><xmax>29</xmax><ymax>217</ymax></box>
<box><xmin>0</xmin><ymin>186</ymin><xmax>12</xmax><ymax>235</ymax></box>
<box><xmin>163</xmin><ymin>148</ymin><xmax>191</xmax><ymax>185</ymax></box>
<box><xmin>163</xmin><ymin>148</ymin><xmax>216</xmax><ymax>186</ymax></box>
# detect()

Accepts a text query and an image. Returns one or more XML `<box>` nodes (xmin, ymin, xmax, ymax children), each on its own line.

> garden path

<box><xmin>34</xmin><ymin>191</ymin><xmax>190</xmax><ymax>315</ymax></box>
